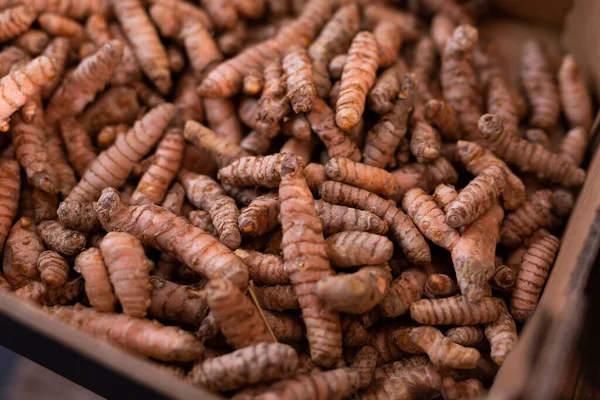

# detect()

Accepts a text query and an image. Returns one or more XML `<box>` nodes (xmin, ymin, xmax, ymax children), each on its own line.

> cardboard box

<box><xmin>1</xmin><ymin>2</ymin><xmax>599</xmax><ymax>399</ymax></box>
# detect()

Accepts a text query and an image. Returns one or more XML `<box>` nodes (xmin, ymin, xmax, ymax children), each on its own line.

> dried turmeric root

<box><xmin>336</xmin><ymin>31</ymin><xmax>379</xmax><ymax>131</ymax></box>
<box><xmin>446</xmin><ymin>325</ymin><xmax>484</xmax><ymax>347</ymax></box>
<box><xmin>559</xmin><ymin>54</ymin><xmax>593</xmax><ymax>129</ymax></box>
<box><xmin>97</xmin><ymin>188</ymin><xmax>249</xmax><ymax>289</ymax></box>
<box><xmin>307</xmin><ymin>98</ymin><xmax>361</xmax><ymax>161</ymax></box>
<box><xmin>233</xmin><ymin>248</ymin><xmax>288</xmax><ymax>285</ymax></box>
<box><xmin>326</xmin><ymin>157</ymin><xmax>401</xmax><ymax>200</ymax></box>
<box><xmin>218</xmin><ymin>153</ymin><xmax>305</xmax><ymax>189</ymax></box>
<box><xmin>207</xmin><ymin>278</ymin><xmax>274</xmax><ymax>348</ymax></box>
<box><xmin>79</xmin><ymin>87</ymin><xmax>140</xmax><ymax>135</ymax></box>
<box><xmin>179</xmin><ymin>169</ymin><xmax>241</xmax><ymax>250</ymax></box>
<box><xmin>316</xmin><ymin>265</ymin><xmax>392</xmax><ymax>313</ymax></box>
<box><xmin>58</xmin><ymin>118</ymin><xmax>96</xmax><ymax>177</ymax></box>
<box><xmin>457</xmin><ymin>140</ymin><xmax>525</xmax><ymax>210</ymax></box>
<box><xmin>255</xmin><ymin>59</ymin><xmax>289</xmax><ymax>135</ymax></box>
<box><xmin>74</xmin><ymin>247</ymin><xmax>116</xmax><ymax>312</ymax></box>
<box><xmin>425</xmin><ymin>99</ymin><xmax>460</xmax><ymax>141</ymax></box>
<box><xmin>319</xmin><ymin>181</ymin><xmax>431</xmax><ymax>266</ymax></box>
<box><xmin>131</xmin><ymin>128</ymin><xmax>185</xmax><ymax>205</ymax></box>
<box><xmin>441</xmin><ymin>377</ymin><xmax>486</xmax><ymax>400</ymax></box>
<box><xmin>402</xmin><ymin>188</ymin><xmax>460</xmax><ymax>251</ymax></box>
<box><xmin>184</xmin><ymin>120</ymin><xmax>250</xmax><ymax>169</ymax></box>
<box><xmin>433</xmin><ymin>185</ymin><xmax>458</xmax><ymax>215</ymax></box>
<box><xmin>112</xmin><ymin>0</ymin><xmax>171</xmax><ymax>94</ymax></box>
<box><xmin>38</xmin><ymin>12</ymin><xmax>86</xmax><ymax>48</ymax></box>
<box><xmin>279</xmin><ymin>167</ymin><xmax>341</xmax><ymax>367</ymax></box>
<box><xmin>148</xmin><ymin>276</ymin><xmax>208</xmax><ymax>326</ymax></box>
<box><xmin>204</xmin><ymin>97</ymin><xmax>243</xmax><ymax>145</ymax></box>
<box><xmin>0</xmin><ymin>55</ymin><xmax>56</xmax><ymax>132</ymax></box>
<box><xmin>410</xmin><ymin>296</ymin><xmax>501</xmax><ymax>325</ymax></box>
<box><xmin>326</xmin><ymin>232</ymin><xmax>393</xmax><ymax>268</ymax></box>
<box><xmin>363</xmin><ymin>74</ymin><xmax>415</xmax><ymax>169</ymax></box>
<box><xmin>520</xmin><ymin>40</ymin><xmax>560</xmax><ymax>131</ymax></box>
<box><xmin>283</xmin><ymin>45</ymin><xmax>316</xmax><ymax>113</ymax></box>
<box><xmin>559</xmin><ymin>126</ymin><xmax>587</xmax><ymax>167</ymax></box>
<box><xmin>510</xmin><ymin>232</ymin><xmax>560</xmax><ymax>322</ymax></box>
<box><xmin>238</xmin><ymin>192</ymin><xmax>279</xmax><ymax>237</ymax></box>
<box><xmin>57</xmin><ymin>199</ymin><xmax>100</xmax><ymax>233</ymax></box>
<box><xmin>424</xmin><ymin>273</ymin><xmax>457</xmax><ymax>298</ymax></box>
<box><xmin>254</xmin><ymin>285</ymin><xmax>299</xmax><ymax>311</ymax></box>
<box><xmin>451</xmin><ymin>203</ymin><xmax>504</xmax><ymax>301</ymax></box>
<box><xmin>441</xmin><ymin>25</ymin><xmax>482</xmax><ymax>140</ymax></box>
<box><xmin>500</xmin><ymin>189</ymin><xmax>553</xmax><ymax>248</ymax></box>
<box><xmin>445</xmin><ymin>165</ymin><xmax>506</xmax><ymax>228</ymax></box>
<box><xmin>180</xmin><ymin>16</ymin><xmax>222</xmax><ymax>77</ymax></box>
<box><xmin>485</xmin><ymin>298</ymin><xmax>517</xmax><ymax>365</ymax></box>
<box><xmin>308</xmin><ymin>3</ymin><xmax>360</xmax><ymax>97</ymax></box>
<box><xmin>368</xmin><ymin>59</ymin><xmax>408</xmax><ymax>115</ymax></box>
<box><xmin>4</xmin><ymin>217</ymin><xmax>44</xmax><ymax>283</ymax></box>
<box><xmin>314</xmin><ymin>200</ymin><xmax>388</xmax><ymax>235</ymax></box>
<box><xmin>45</xmin><ymin>304</ymin><xmax>203</xmax><ymax>361</ymax></box>
<box><xmin>379</xmin><ymin>267</ymin><xmax>427</xmax><ymax>317</ymax></box>
<box><xmin>189</xmin><ymin>343</ymin><xmax>298</xmax><ymax>392</ymax></box>
<box><xmin>67</xmin><ymin>103</ymin><xmax>176</xmax><ymax>202</ymax></box>
<box><xmin>0</xmin><ymin>159</ymin><xmax>20</xmax><ymax>252</ymax></box>
<box><xmin>38</xmin><ymin>220</ymin><xmax>86</xmax><ymax>256</ymax></box>
<box><xmin>0</xmin><ymin>5</ymin><xmax>37</xmax><ymax>43</ymax></box>
<box><xmin>409</xmin><ymin>326</ymin><xmax>480</xmax><ymax>369</ymax></box>
<box><xmin>37</xmin><ymin>250</ymin><xmax>69</xmax><ymax>289</ymax></box>
<box><xmin>373</xmin><ymin>19</ymin><xmax>402</xmax><ymax>67</ymax></box>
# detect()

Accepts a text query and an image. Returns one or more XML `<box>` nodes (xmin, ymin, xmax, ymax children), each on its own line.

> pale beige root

<box><xmin>59</xmin><ymin>117</ymin><xmax>96</xmax><ymax>177</ymax></box>
<box><xmin>307</xmin><ymin>97</ymin><xmax>361</xmax><ymax>161</ymax></box>
<box><xmin>319</xmin><ymin>181</ymin><xmax>431</xmax><ymax>266</ymax></box>
<box><xmin>179</xmin><ymin>169</ymin><xmax>241</xmax><ymax>250</ymax></box>
<box><xmin>234</xmin><ymin>248</ymin><xmax>288</xmax><ymax>285</ymax></box>
<box><xmin>4</xmin><ymin>217</ymin><xmax>43</xmax><ymax>285</ymax></box>
<box><xmin>451</xmin><ymin>203</ymin><xmax>503</xmax><ymax>300</ymax></box>
<box><xmin>254</xmin><ymin>285</ymin><xmax>298</xmax><ymax>311</ymax></box>
<box><xmin>457</xmin><ymin>140</ymin><xmax>525</xmax><ymax>210</ymax></box>
<box><xmin>559</xmin><ymin>126</ymin><xmax>587</xmax><ymax>167</ymax></box>
<box><xmin>412</xmin><ymin>36</ymin><xmax>437</xmax><ymax>102</ymax></box>
<box><xmin>238</xmin><ymin>192</ymin><xmax>279</xmax><ymax>237</ymax></box>
<box><xmin>446</xmin><ymin>325</ymin><xmax>484</xmax><ymax>347</ymax></box>
<box><xmin>314</xmin><ymin>200</ymin><xmax>388</xmax><ymax>235</ymax></box>
<box><xmin>0</xmin><ymin>5</ymin><xmax>37</xmax><ymax>43</ymax></box>
<box><xmin>500</xmin><ymin>189</ymin><xmax>553</xmax><ymax>248</ymax></box>
<box><xmin>12</xmin><ymin>29</ymin><xmax>49</xmax><ymax>56</ymax></box>
<box><xmin>524</xmin><ymin>128</ymin><xmax>550</xmax><ymax>149</ymax></box>
<box><xmin>441</xmin><ymin>25</ymin><xmax>482</xmax><ymax>141</ymax></box>
<box><xmin>431</xmin><ymin>13</ymin><xmax>456</xmax><ymax>53</ymax></box>
<box><xmin>433</xmin><ymin>184</ymin><xmax>458</xmax><ymax>214</ymax></box>
<box><xmin>241</xmin><ymin>131</ymin><xmax>272</xmax><ymax>156</ymax></box>
<box><xmin>303</xmin><ymin>163</ymin><xmax>326</xmax><ymax>192</ymax></box>
<box><xmin>402</xmin><ymin>188</ymin><xmax>460</xmax><ymax>250</ymax></box>
<box><xmin>363</xmin><ymin>74</ymin><xmax>415</xmax><ymax>169</ymax></box>
<box><xmin>328</xmin><ymin>54</ymin><xmax>346</xmax><ymax>79</ymax></box>
<box><xmin>45</xmin><ymin>304</ymin><xmax>203</xmax><ymax>361</ymax></box>
<box><xmin>485</xmin><ymin>298</ymin><xmax>517</xmax><ymax>365</ymax></box>
<box><xmin>360</xmin><ymin>356</ymin><xmax>441</xmax><ymax>400</ymax></box>
<box><xmin>552</xmin><ymin>188</ymin><xmax>574</xmax><ymax>217</ymax></box>
<box><xmin>445</xmin><ymin>165</ymin><xmax>506</xmax><ymax>228</ymax></box>
<box><xmin>37</xmin><ymin>219</ymin><xmax>85</xmax><ymax>256</ymax></box>
<box><xmin>425</xmin><ymin>99</ymin><xmax>461</xmax><ymax>141</ymax></box>
<box><xmin>325</xmin><ymin>157</ymin><xmax>401</xmax><ymax>200</ymax></box>
<box><xmin>424</xmin><ymin>273</ymin><xmax>458</xmax><ymax>298</ymax></box>
<box><xmin>0</xmin><ymin>46</ymin><xmax>28</xmax><ymax>76</ymax></box>
<box><xmin>325</xmin><ymin>232</ymin><xmax>393</xmax><ymax>268</ymax></box>
<box><xmin>67</xmin><ymin>103</ymin><xmax>176</xmax><ymax>202</ymax></box>
<box><xmin>0</xmin><ymin>159</ymin><xmax>20</xmax><ymax>252</ymax></box>
<box><xmin>335</xmin><ymin>31</ymin><xmax>379</xmax><ymax>131</ymax></box>
<box><xmin>147</xmin><ymin>276</ymin><xmax>208</xmax><ymax>326</ymax></box>
<box><xmin>74</xmin><ymin>247</ymin><xmax>116</xmax><ymax>312</ymax></box>
<box><xmin>367</xmin><ymin>59</ymin><xmax>408</xmax><ymax>115</ymax></box>
<box><xmin>283</xmin><ymin>45</ymin><xmax>316</xmax><ymax>113</ymax></box>
<box><xmin>378</xmin><ymin>267</ymin><xmax>427</xmax><ymax>317</ymax></box>
<box><xmin>37</xmin><ymin>250</ymin><xmax>69</xmax><ymax>289</ymax></box>
<box><xmin>218</xmin><ymin>153</ymin><xmax>305</xmax><ymax>189</ymax></box>
<box><xmin>167</xmin><ymin>44</ymin><xmax>185</xmax><ymax>73</ymax></box>
<box><xmin>409</xmin><ymin>326</ymin><xmax>481</xmax><ymax>369</ymax></box>
<box><xmin>99</xmin><ymin>232</ymin><xmax>152</xmax><ymax>317</ymax></box>
<box><xmin>207</xmin><ymin>278</ymin><xmax>274</xmax><ymax>348</ymax></box>
<box><xmin>559</xmin><ymin>54</ymin><xmax>593</xmax><ymax>129</ymax></box>
<box><xmin>316</xmin><ymin>265</ymin><xmax>392</xmax><ymax>314</ymax></box>
<box><xmin>38</xmin><ymin>12</ymin><xmax>85</xmax><ymax>48</ymax></box>
<box><xmin>255</xmin><ymin>59</ymin><xmax>289</xmax><ymax>137</ymax></box>
<box><xmin>112</xmin><ymin>0</ymin><xmax>170</xmax><ymax>94</ymax></box>
<box><xmin>188</xmin><ymin>210</ymin><xmax>217</xmax><ymax>236</ymax></box>
<box><xmin>410</xmin><ymin>296</ymin><xmax>501</xmax><ymax>325</ymax></box>
<box><xmin>78</xmin><ymin>87</ymin><xmax>140</xmax><ymax>136</ymax></box>
<box><xmin>373</xmin><ymin>19</ymin><xmax>402</xmax><ymax>67</ymax></box>
<box><xmin>57</xmin><ymin>199</ymin><xmax>99</xmax><ymax>232</ymax></box>
<box><xmin>510</xmin><ymin>232</ymin><xmax>560</xmax><ymax>322</ymax></box>
<box><xmin>46</xmin><ymin>40</ymin><xmax>124</xmax><ymax>128</ymax></box>
<box><xmin>97</xmin><ymin>188</ymin><xmax>249</xmax><ymax>290</ymax></box>
<box><xmin>131</xmin><ymin>128</ymin><xmax>184</xmax><ymax>205</ymax></box>
<box><xmin>441</xmin><ymin>377</ymin><xmax>486</xmax><ymax>400</ymax></box>
<box><xmin>184</xmin><ymin>120</ymin><xmax>249</xmax><ymax>169</ymax></box>
<box><xmin>279</xmin><ymin>167</ymin><xmax>341</xmax><ymax>367</ymax></box>
<box><xmin>190</xmin><ymin>343</ymin><xmax>298</xmax><ymax>392</ymax></box>
<box><xmin>180</xmin><ymin>16</ymin><xmax>222</xmax><ymax>77</ymax></box>
<box><xmin>174</xmin><ymin>71</ymin><xmax>204</xmax><ymax>127</ymax></box>
<box><xmin>520</xmin><ymin>40</ymin><xmax>559</xmax><ymax>131</ymax></box>
<box><xmin>0</xmin><ymin>55</ymin><xmax>56</xmax><ymax>131</ymax></box>
<box><xmin>308</xmin><ymin>3</ymin><xmax>360</xmax><ymax>97</ymax></box>
<box><xmin>242</xmin><ymin>69</ymin><xmax>264</xmax><ymax>95</ymax></box>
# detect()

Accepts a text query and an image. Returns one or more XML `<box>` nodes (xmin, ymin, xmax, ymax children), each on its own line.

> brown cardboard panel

<box><xmin>492</xmin><ymin>0</ymin><xmax>573</xmax><ymax>26</ymax></box>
